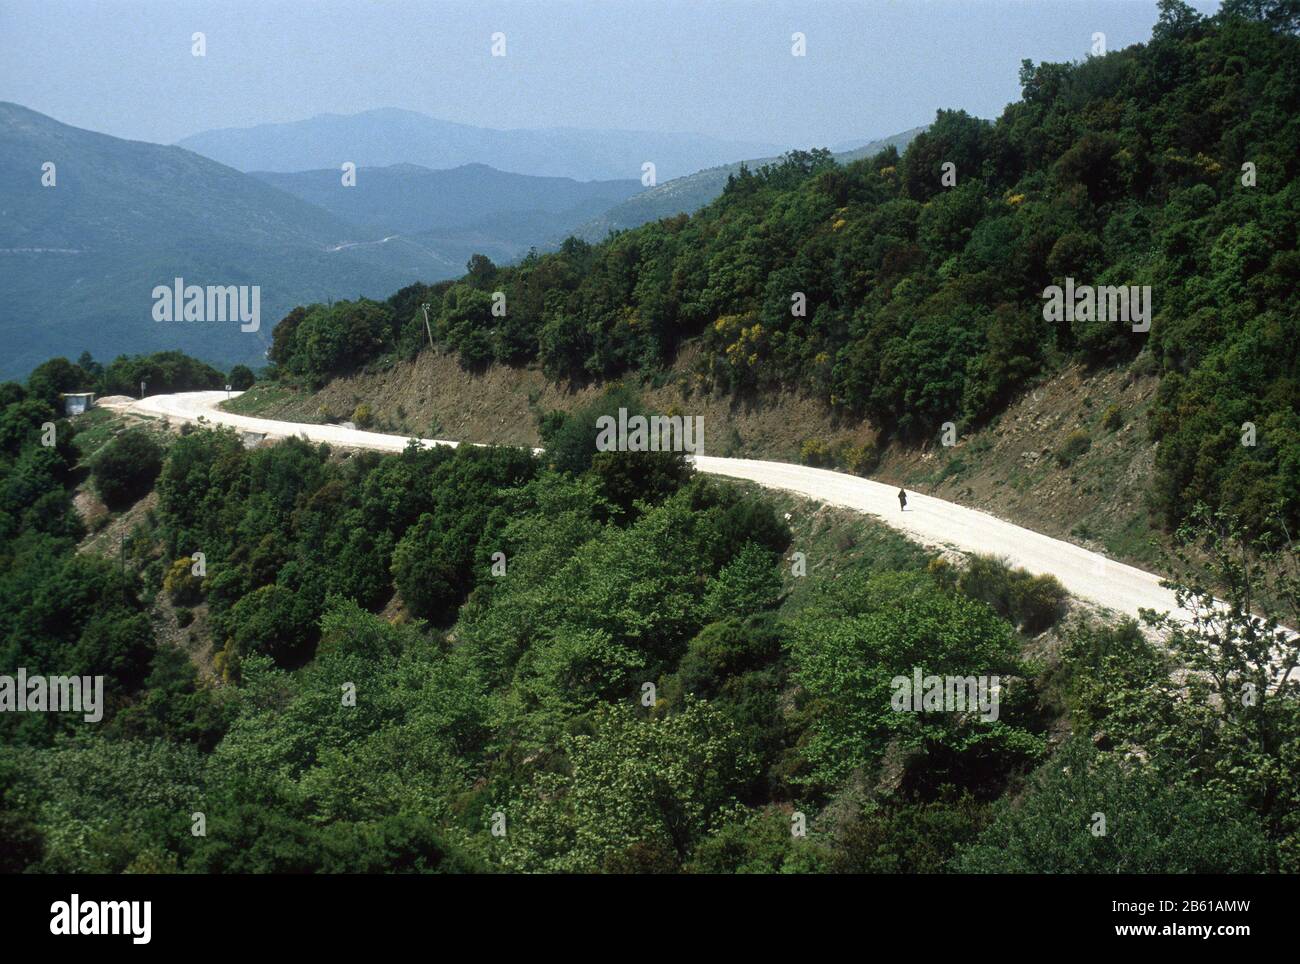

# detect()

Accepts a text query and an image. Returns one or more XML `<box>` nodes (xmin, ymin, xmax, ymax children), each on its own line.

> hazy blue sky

<box><xmin>0</xmin><ymin>0</ymin><xmax>1222</xmax><ymax>148</ymax></box>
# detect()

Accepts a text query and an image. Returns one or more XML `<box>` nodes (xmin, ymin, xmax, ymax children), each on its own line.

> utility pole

<box><xmin>421</xmin><ymin>303</ymin><xmax>435</xmax><ymax>351</ymax></box>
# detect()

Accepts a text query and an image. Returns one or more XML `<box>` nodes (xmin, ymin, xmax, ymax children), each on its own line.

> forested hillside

<box><xmin>4</xmin><ymin>355</ymin><xmax>1295</xmax><ymax>872</ymax></box>
<box><xmin>269</xmin><ymin>4</ymin><xmax>1300</xmax><ymax>538</ymax></box>
<box><xmin>568</xmin><ymin>126</ymin><xmax>925</xmax><ymax>242</ymax></box>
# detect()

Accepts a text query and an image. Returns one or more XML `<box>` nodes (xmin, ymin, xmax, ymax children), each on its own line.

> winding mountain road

<box><xmin>105</xmin><ymin>390</ymin><xmax>1193</xmax><ymax>624</ymax></box>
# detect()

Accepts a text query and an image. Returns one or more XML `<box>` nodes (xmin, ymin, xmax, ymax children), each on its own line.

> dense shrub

<box><xmin>224</xmin><ymin>584</ymin><xmax>314</xmax><ymax>666</ymax></box>
<box><xmin>163</xmin><ymin>556</ymin><xmax>203</xmax><ymax>606</ymax></box>
<box><xmin>842</xmin><ymin>442</ymin><xmax>882</xmax><ymax>476</ymax></box>
<box><xmin>663</xmin><ymin>615</ymin><xmax>782</xmax><ymax>702</ymax></box>
<box><xmin>91</xmin><ymin>429</ymin><xmax>164</xmax><ymax>508</ymax></box>
<box><xmin>26</xmin><ymin>357</ymin><xmax>88</xmax><ymax>408</ymax></box>
<box><xmin>590</xmin><ymin>449</ymin><xmax>694</xmax><ymax>516</ymax></box>
<box><xmin>98</xmin><ymin>351</ymin><xmax>225</xmax><ymax>397</ymax></box>
<box><xmin>227</xmin><ymin>365</ymin><xmax>256</xmax><ymax>391</ymax></box>
<box><xmin>1010</xmin><ymin>571</ymin><xmax>1069</xmax><ymax>634</ymax></box>
<box><xmin>537</xmin><ymin>385</ymin><xmax>643</xmax><ymax>476</ymax></box>
<box><xmin>957</xmin><ymin>554</ymin><xmax>1067</xmax><ymax>634</ymax></box>
<box><xmin>799</xmin><ymin>438</ymin><xmax>835</xmax><ymax>467</ymax></box>
<box><xmin>273</xmin><ymin>299</ymin><xmax>396</xmax><ymax>387</ymax></box>
<box><xmin>955</xmin><ymin>740</ymin><xmax>1270</xmax><ymax>873</ymax></box>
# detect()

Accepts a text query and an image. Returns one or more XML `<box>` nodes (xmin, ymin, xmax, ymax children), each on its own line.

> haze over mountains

<box><xmin>177</xmin><ymin>108</ymin><xmax>783</xmax><ymax>182</ymax></box>
<box><xmin>252</xmin><ymin>163</ymin><xmax>642</xmax><ymax>261</ymax></box>
<box><xmin>1</xmin><ymin>100</ymin><xmax>919</xmax><ymax>379</ymax></box>
<box><xmin>0</xmin><ymin>103</ymin><xmax>458</xmax><ymax>378</ymax></box>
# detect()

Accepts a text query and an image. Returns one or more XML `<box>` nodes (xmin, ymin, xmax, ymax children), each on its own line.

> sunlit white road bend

<box><xmin>109</xmin><ymin>390</ymin><xmax>1195</xmax><ymax>625</ymax></box>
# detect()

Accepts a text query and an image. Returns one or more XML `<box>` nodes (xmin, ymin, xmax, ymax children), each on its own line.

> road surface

<box><xmin>105</xmin><ymin>390</ymin><xmax>1193</xmax><ymax>624</ymax></box>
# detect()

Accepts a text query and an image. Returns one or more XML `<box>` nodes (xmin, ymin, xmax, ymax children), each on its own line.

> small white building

<box><xmin>61</xmin><ymin>392</ymin><xmax>95</xmax><ymax>416</ymax></box>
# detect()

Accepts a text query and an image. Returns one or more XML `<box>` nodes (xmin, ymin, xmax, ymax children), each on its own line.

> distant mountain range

<box><xmin>251</xmin><ymin>162</ymin><xmax>641</xmax><ymax>260</ymax></box>
<box><xmin>0</xmin><ymin>103</ymin><xmax>463</xmax><ymax>378</ymax></box>
<box><xmin>572</xmin><ymin>127</ymin><xmax>927</xmax><ymax>242</ymax></box>
<box><xmin>177</xmin><ymin>108</ymin><xmax>784</xmax><ymax>182</ymax></box>
<box><xmin>0</xmin><ymin>106</ymin><xmax>640</xmax><ymax>378</ymax></box>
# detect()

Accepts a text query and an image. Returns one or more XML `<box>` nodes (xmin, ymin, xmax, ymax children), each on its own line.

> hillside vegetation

<box><xmin>4</xmin><ymin>364</ymin><xmax>1296</xmax><ymax>872</ymax></box>
<box><xmin>269</xmin><ymin>4</ymin><xmax>1300</xmax><ymax>538</ymax></box>
<box><xmin>569</xmin><ymin>126</ymin><xmax>925</xmax><ymax>242</ymax></box>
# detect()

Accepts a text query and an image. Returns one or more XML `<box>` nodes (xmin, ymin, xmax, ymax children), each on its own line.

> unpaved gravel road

<box><xmin>106</xmin><ymin>390</ymin><xmax>1192</xmax><ymax>624</ymax></box>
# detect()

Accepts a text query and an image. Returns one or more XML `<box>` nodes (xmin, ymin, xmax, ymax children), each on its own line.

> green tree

<box><xmin>788</xmin><ymin>569</ymin><xmax>1042</xmax><ymax>790</ymax></box>
<box><xmin>500</xmin><ymin>700</ymin><xmax>757</xmax><ymax>872</ymax></box>
<box><xmin>225</xmin><ymin>584</ymin><xmax>314</xmax><ymax>666</ymax></box>
<box><xmin>227</xmin><ymin>365</ymin><xmax>255</xmax><ymax>390</ymax></box>
<box><xmin>955</xmin><ymin>740</ymin><xmax>1269</xmax><ymax>873</ymax></box>
<box><xmin>91</xmin><ymin>428</ymin><xmax>164</xmax><ymax>508</ymax></box>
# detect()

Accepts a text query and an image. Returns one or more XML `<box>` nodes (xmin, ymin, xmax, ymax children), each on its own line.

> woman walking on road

<box><xmin>898</xmin><ymin>488</ymin><xmax>907</xmax><ymax>511</ymax></box>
